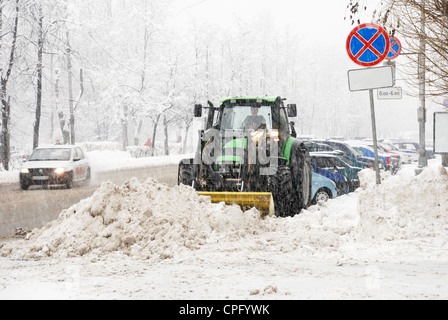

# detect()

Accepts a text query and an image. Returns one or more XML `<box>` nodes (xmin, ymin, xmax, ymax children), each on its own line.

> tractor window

<box><xmin>220</xmin><ymin>106</ymin><xmax>272</xmax><ymax>133</ymax></box>
<box><xmin>279</xmin><ymin>107</ymin><xmax>290</xmax><ymax>138</ymax></box>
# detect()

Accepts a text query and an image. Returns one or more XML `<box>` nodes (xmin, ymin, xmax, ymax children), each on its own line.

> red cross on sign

<box><xmin>346</xmin><ymin>23</ymin><xmax>390</xmax><ymax>67</ymax></box>
<box><xmin>386</xmin><ymin>36</ymin><xmax>402</xmax><ymax>60</ymax></box>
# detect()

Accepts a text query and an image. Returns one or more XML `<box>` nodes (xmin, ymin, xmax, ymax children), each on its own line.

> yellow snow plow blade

<box><xmin>198</xmin><ymin>192</ymin><xmax>275</xmax><ymax>217</ymax></box>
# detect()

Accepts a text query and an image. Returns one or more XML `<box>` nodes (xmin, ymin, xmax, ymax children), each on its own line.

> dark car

<box><xmin>350</xmin><ymin>143</ymin><xmax>400</xmax><ymax>174</ymax></box>
<box><xmin>311</xmin><ymin>139</ymin><xmax>376</xmax><ymax>169</ymax></box>
<box><xmin>304</xmin><ymin>141</ymin><xmax>335</xmax><ymax>153</ymax></box>
<box><xmin>310</xmin><ymin>152</ymin><xmax>362</xmax><ymax>193</ymax></box>
<box><xmin>310</xmin><ymin>153</ymin><xmax>351</xmax><ymax>195</ymax></box>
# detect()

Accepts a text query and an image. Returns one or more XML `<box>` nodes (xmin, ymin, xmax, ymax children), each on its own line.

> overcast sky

<box><xmin>165</xmin><ymin>0</ymin><xmax>441</xmax><ymax>139</ymax></box>
<box><xmin>168</xmin><ymin>0</ymin><xmax>384</xmax><ymax>63</ymax></box>
<box><xmin>170</xmin><ymin>0</ymin><xmax>354</xmax><ymax>41</ymax></box>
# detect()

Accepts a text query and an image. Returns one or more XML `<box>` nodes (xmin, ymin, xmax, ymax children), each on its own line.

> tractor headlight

<box><xmin>20</xmin><ymin>168</ymin><xmax>30</xmax><ymax>174</ymax></box>
<box><xmin>54</xmin><ymin>167</ymin><xmax>66</xmax><ymax>175</ymax></box>
<box><xmin>251</xmin><ymin>130</ymin><xmax>264</xmax><ymax>142</ymax></box>
<box><xmin>270</xmin><ymin>130</ymin><xmax>280</xmax><ymax>142</ymax></box>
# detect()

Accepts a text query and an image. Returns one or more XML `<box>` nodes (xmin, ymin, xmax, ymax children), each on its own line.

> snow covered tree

<box><xmin>0</xmin><ymin>0</ymin><xmax>20</xmax><ymax>170</ymax></box>
<box><xmin>347</xmin><ymin>0</ymin><xmax>448</xmax><ymax>100</ymax></box>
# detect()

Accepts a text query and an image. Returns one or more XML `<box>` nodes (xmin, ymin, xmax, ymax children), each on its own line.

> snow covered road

<box><xmin>0</xmin><ymin>153</ymin><xmax>447</xmax><ymax>300</ymax></box>
<box><xmin>0</xmin><ymin>156</ymin><xmax>179</xmax><ymax>238</ymax></box>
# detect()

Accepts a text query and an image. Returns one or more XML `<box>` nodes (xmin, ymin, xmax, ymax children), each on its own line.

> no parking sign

<box><xmin>386</xmin><ymin>36</ymin><xmax>402</xmax><ymax>60</ymax></box>
<box><xmin>346</xmin><ymin>23</ymin><xmax>394</xmax><ymax>186</ymax></box>
<box><xmin>346</xmin><ymin>23</ymin><xmax>390</xmax><ymax>67</ymax></box>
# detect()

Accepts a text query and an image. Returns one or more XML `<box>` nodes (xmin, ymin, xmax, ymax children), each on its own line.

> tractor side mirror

<box><xmin>290</xmin><ymin>121</ymin><xmax>297</xmax><ymax>138</ymax></box>
<box><xmin>287</xmin><ymin>104</ymin><xmax>297</xmax><ymax>118</ymax></box>
<box><xmin>194</xmin><ymin>104</ymin><xmax>203</xmax><ymax>118</ymax></box>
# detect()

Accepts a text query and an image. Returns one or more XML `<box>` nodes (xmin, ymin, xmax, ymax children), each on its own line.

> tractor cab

<box><xmin>181</xmin><ymin>96</ymin><xmax>311</xmax><ymax>218</ymax></box>
<box><xmin>196</xmin><ymin>97</ymin><xmax>297</xmax><ymax>143</ymax></box>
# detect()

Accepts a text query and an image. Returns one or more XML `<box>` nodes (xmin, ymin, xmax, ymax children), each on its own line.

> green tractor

<box><xmin>178</xmin><ymin>96</ymin><xmax>312</xmax><ymax>217</ymax></box>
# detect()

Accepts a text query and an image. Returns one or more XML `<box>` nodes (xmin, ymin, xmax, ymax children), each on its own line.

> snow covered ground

<box><xmin>0</xmin><ymin>151</ymin><xmax>447</xmax><ymax>300</ymax></box>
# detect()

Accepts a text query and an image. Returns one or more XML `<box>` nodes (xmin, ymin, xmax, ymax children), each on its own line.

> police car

<box><xmin>19</xmin><ymin>145</ymin><xmax>90</xmax><ymax>190</ymax></box>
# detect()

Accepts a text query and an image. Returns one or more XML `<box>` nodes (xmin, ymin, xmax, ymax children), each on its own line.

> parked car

<box><xmin>349</xmin><ymin>143</ymin><xmax>400</xmax><ymax>174</ymax></box>
<box><xmin>311</xmin><ymin>152</ymin><xmax>363</xmax><ymax>192</ymax></box>
<box><xmin>390</xmin><ymin>141</ymin><xmax>435</xmax><ymax>161</ymax></box>
<box><xmin>314</xmin><ymin>149</ymin><xmax>370</xmax><ymax>171</ymax></box>
<box><xmin>354</xmin><ymin>140</ymin><xmax>403</xmax><ymax>170</ymax></box>
<box><xmin>389</xmin><ymin>141</ymin><xmax>419</xmax><ymax>163</ymax></box>
<box><xmin>311</xmin><ymin>171</ymin><xmax>337</xmax><ymax>204</ymax></box>
<box><xmin>310</xmin><ymin>152</ymin><xmax>362</xmax><ymax>195</ymax></box>
<box><xmin>380</xmin><ymin>142</ymin><xmax>412</xmax><ymax>164</ymax></box>
<box><xmin>311</xmin><ymin>139</ymin><xmax>377</xmax><ymax>170</ymax></box>
<box><xmin>304</xmin><ymin>141</ymin><xmax>335</xmax><ymax>153</ymax></box>
<box><xmin>19</xmin><ymin>145</ymin><xmax>90</xmax><ymax>190</ymax></box>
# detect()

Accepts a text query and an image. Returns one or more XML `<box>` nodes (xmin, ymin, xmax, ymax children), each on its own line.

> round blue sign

<box><xmin>346</xmin><ymin>23</ymin><xmax>390</xmax><ymax>67</ymax></box>
<box><xmin>443</xmin><ymin>99</ymin><xmax>448</xmax><ymax>107</ymax></box>
<box><xmin>386</xmin><ymin>37</ymin><xmax>402</xmax><ymax>60</ymax></box>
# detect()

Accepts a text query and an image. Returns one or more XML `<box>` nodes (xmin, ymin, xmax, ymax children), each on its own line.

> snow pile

<box><xmin>0</xmin><ymin>178</ymin><xmax>344</xmax><ymax>261</ymax></box>
<box><xmin>357</xmin><ymin>166</ymin><xmax>448</xmax><ymax>243</ymax></box>
<box><xmin>0</xmin><ymin>178</ymin><xmax>270</xmax><ymax>260</ymax></box>
<box><xmin>2</xmin><ymin>165</ymin><xmax>447</xmax><ymax>262</ymax></box>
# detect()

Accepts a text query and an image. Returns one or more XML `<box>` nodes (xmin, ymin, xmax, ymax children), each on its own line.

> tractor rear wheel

<box><xmin>289</xmin><ymin>140</ymin><xmax>312</xmax><ymax>210</ymax></box>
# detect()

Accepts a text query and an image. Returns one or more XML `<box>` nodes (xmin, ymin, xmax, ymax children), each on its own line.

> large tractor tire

<box><xmin>289</xmin><ymin>139</ymin><xmax>312</xmax><ymax>210</ymax></box>
<box><xmin>269</xmin><ymin>165</ymin><xmax>300</xmax><ymax>217</ymax></box>
<box><xmin>178</xmin><ymin>159</ymin><xmax>195</xmax><ymax>188</ymax></box>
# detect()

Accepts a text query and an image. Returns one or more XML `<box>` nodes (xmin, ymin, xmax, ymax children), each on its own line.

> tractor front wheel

<box><xmin>178</xmin><ymin>160</ymin><xmax>195</xmax><ymax>188</ymax></box>
<box><xmin>269</xmin><ymin>166</ymin><xmax>300</xmax><ymax>217</ymax></box>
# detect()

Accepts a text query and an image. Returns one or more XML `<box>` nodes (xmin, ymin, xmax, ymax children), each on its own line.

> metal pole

<box><xmin>417</xmin><ymin>0</ymin><xmax>428</xmax><ymax>173</ymax></box>
<box><xmin>369</xmin><ymin>89</ymin><xmax>381</xmax><ymax>185</ymax></box>
<box><xmin>442</xmin><ymin>154</ymin><xmax>448</xmax><ymax>166</ymax></box>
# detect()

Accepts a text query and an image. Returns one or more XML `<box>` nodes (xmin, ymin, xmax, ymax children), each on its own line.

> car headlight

<box><xmin>54</xmin><ymin>167</ymin><xmax>66</xmax><ymax>175</ymax></box>
<box><xmin>20</xmin><ymin>168</ymin><xmax>30</xmax><ymax>174</ymax></box>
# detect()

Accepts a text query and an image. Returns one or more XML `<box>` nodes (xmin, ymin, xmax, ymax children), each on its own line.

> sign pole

<box><xmin>346</xmin><ymin>23</ymin><xmax>395</xmax><ymax>185</ymax></box>
<box><xmin>369</xmin><ymin>89</ymin><xmax>381</xmax><ymax>185</ymax></box>
<box><xmin>416</xmin><ymin>0</ymin><xmax>428</xmax><ymax>175</ymax></box>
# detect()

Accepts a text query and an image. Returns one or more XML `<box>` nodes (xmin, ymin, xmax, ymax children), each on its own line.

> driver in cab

<box><xmin>242</xmin><ymin>107</ymin><xmax>266</xmax><ymax>130</ymax></box>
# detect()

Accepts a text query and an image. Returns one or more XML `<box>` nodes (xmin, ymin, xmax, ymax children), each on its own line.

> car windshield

<box><xmin>220</xmin><ymin>105</ymin><xmax>273</xmax><ymax>133</ymax></box>
<box><xmin>29</xmin><ymin>148</ymin><xmax>71</xmax><ymax>161</ymax></box>
<box><xmin>352</xmin><ymin>146</ymin><xmax>365</xmax><ymax>156</ymax></box>
<box><xmin>383</xmin><ymin>143</ymin><xmax>399</xmax><ymax>151</ymax></box>
<box><xmin>339</xmin><ymin>155</ymin><xmax>355</xmax><ymax>166</ymax></box>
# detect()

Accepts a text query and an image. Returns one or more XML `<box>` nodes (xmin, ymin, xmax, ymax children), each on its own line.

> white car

<box><xmin>380</xmin><ymin>142</ymin><xmax>413</xmax><ymax>164</ymax></box>
<box><xmin>19</xmin><ymin>145</ymin><xmax>90</xmax><ymax>190</ymax></box>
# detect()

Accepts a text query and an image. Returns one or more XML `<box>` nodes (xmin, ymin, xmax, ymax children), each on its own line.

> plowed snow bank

<box><xmin>357</xmin><ymin>166</ymin><xmax>448</xmax><ymax>241</ymax></box>
<box><xmin>0</xmin><ymin>178</ymin><xmax>341</xmax><ymax>260</ymax></box>
<box><xmin>2</xmin><ymin>166</ymin><xmax>447</xmax><ymax>262</ymax></box>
